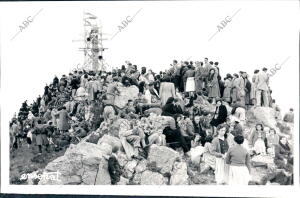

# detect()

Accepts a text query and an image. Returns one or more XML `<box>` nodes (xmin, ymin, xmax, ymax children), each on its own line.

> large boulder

<box><xmin>132</xmin><ymin>173</ymin><xmax>142</xmax><ymax>185</ymax></box>
<box><xmin>249</xmin><ymin>107</ymin><xmax>277</xmax><ymax>129</ymax></box>
<box><xmin>124</xmin><ymin>160</ymin><xmax>138</xmax><ymax>173</ymax></box>
<box><xmin>140</xmin><ymin>170</ymin><xmax>167</xmax><ymax>185</ymax></box>
<box><xmin>170</xmin><ymin>162</ymin><xmax>189</xmax><ymax>185</ymax></box>
<box><xmin>114</xmin><ymin>85</ymin><xmax>139</xmax><ymax>109</ymax></box>
<box><xmin>117</xmin><ymin>152</ymin><xmax>129</xmax><ymax>168</ymax></box>
<box><xmin>95</xmin><ymin>158</ymin><xmax>111</xmax><ymax>185</ymax></box>
<box><xmin>98</xmin><ymin>143</ymin><xmax>113</xmax><ymax>156</ymax></box>
<box><xmin>147</xmin><ymin>145</ymin><xmax>180</xmax><ymax>174</ymax></box>
<box><xmin>39</xmin><ymin>142</ymin><xmax>106</xmax><ymax>185</ymax></box>
<box><xmin>135</xmin><ymin>160</ymin><xmax>147</xmax><ymax>174</ymax></box>
<box><xmin>98</xmin><ymin>134</ymin><xmax>122</xmax><ymax>150</ymax></box>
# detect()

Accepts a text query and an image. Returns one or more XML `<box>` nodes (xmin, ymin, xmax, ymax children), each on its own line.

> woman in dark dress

<box><xmin>193</xmin><ymin>115</ymin><xmax>207</xmax><ymax>146</ymax></box>
<box><xmin>210</xmin><ymin>99</ymin><xmax>228</xmax><ymax>136</ymax></box>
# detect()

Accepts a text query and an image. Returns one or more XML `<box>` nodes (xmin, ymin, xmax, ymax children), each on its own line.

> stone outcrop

<box><xmin>95</xmin><ymin>158</ymin><xmax>111</xmax><ymax>185</ymax></box>
<box><xmin>39</xmin><ymin>142</ymin><xmax>108</xmax><ymax>185</ymax></box>
<box><xmin>97</xmin><ymin>134</ymin><xmax>122</xmax><ymax>150</ymax></box>
<box><xmin>170</xmin><ymin>161</ymin><xmax>189</xmax><ymax>185</ymax></box>
<box><xmin>147</xmin><ymin>144</ymin><xmax>180</xmax><ymax>174</ymax></box>
<box><xmin>114</xmin><ymin>85</ymin><xmax>139</xmax><ymax>109</ymax></box>
<box><xmin>249</xmin><ymin>107</ymin><xmax>277</xmax><ymax>129</ymax></box>
<box><xmin>140</xmin><ymin>170</ymin><xmax>166</xmax><ymax>185</ymax></box>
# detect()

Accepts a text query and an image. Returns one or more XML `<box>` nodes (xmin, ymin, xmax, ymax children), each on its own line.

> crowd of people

<box><xmin>10</xmin><ymin>58</ymin><xmax>294</xmax><ymax>185</ymax></box>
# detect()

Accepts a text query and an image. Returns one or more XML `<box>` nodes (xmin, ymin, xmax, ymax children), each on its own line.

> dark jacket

<box><xmin>210</xmin><ymin>105</ymin><xmax>227</xmax><ymax>127</ymax></box>
<box><xmin>108</xmin><ymin>155</ymin><xmax>122</xmax><ymax>185</ymax></box>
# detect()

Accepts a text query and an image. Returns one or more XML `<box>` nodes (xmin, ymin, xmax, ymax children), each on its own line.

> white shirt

<box><xmin>145</xmin><ymin>89</ymin><xmax>152</xmax><ymax>104</ymax></box>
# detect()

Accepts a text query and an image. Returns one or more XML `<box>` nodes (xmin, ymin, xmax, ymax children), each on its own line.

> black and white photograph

<box><xmin>0</xmin><ymin>0</ymin><xmax>299</xmax><ymax>197</ymax></box>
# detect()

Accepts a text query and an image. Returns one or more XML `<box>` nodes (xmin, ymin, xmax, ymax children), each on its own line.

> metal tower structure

<box><xmin>73</xmin><ymin>12</ymin><xmax>110</xmax><ymax>72</ymax></box>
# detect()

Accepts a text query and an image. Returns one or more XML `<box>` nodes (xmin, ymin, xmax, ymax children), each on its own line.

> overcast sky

<box><xmin>0</xmin><ymin>0</ymin><xmax>299</xmax><ymax>119</ymax></box>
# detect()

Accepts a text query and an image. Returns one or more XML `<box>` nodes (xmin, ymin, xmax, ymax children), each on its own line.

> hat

<box><xmin>226</xmin><ymin>74</ymin><xmax>233</xmax><ymax>79</ymax></box>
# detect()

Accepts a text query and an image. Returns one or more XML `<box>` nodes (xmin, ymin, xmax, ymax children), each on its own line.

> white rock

<box><xmin>140</xmin><ymin>170</ymin><xmax>166</xmax><ymax>185</ymax></box>
<box><xmin>170</xmin><ymin>162</ymin><xmax>189</xmax><ymax>185</ymax></box>
<box><xmin>98</xmin><ymin>134</ymin><xmax>122</xmax><ymax>150</ymax></box>
<box><xmin>41</xmin><ymin>142</ymin><xmax>106</xmax><ymax>185</ymax></box>
<box><xmin>124</xmin><ymin>160</ymin><xmax>138</xmax><ymax>173</ymax></box>
<box><xmin>135</xmin><ymin>160</ymin><xmax>147</xmax><ymax>174</ymax></box>
<box><xmin>117</xmin><ymin>176</ymin><xmax>129</xmax><ymax>185</ymax></box>
<box><xmin>95</xmin><ymin>158</ymin><xmax>111</xmax><ymax>185</ymax></box>
<box><xmin>114</xmin><ymin>86</ymin><xmax>139</xmax><ymax>109</ymax></box>
<box><xmin>250</xmin><ymin>107</ymin><xmax>277</xmax><ymax>129</ymax></box>
<box><xmin>147</xmin><ymin>144</ymin><xmax>180</xmax><ymax>174</ymax></box>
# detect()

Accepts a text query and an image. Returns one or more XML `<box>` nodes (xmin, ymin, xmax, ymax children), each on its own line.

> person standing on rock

<box><xmin>159</xmin><ymin>76</ymin><xmax>176</xmax><ymax>106</ymax></box>
<box><xmin>195</xmin><ymin>61</ymin><xmax>205</xmax><ymax>93</ymax></box>
<box><xmin>236</xmin><ymin>71</ymin><xmax>247</xmax><ymax>107</ymax></box>
<box><xmin>183</xmin><ymin>64</ymin><xmax>196</xmax><ymax>97</ymax></box>
<box><xmin>250</xmin><ymin>70</ymin><xmax>259</xmax><ymax>106</ymax></box>
<box><xmin>207</xmin><ymin>68</ymin><xmax>221</xmax><ymax>104</ymax></box>
<box><xmin>222</xmin><ymin>74</ymin><xmax>233</xmax><ymax>103</ymax></box>
<box><xmin>256</xmin><ymin>68</ymin><xmax>269</xmax><ymax>107</ymax></box>
<box><xmin>230</xmin><ymin>73</ymin><xmax>239</xmax><ymax>104</ymax></box>
<box><xmin>211</xmin><ymin>123</ymin><xmax>229</xmax><ymax>184</ymax></box>
<box><xmin>58</xmin><ymin>106</ymin><xmax>71</xmax><ymax>134</ymax></box>
<box><xmin>225</xmin><ymin>135</ymin><xmax>251</xmax><ymax>185</ymax></box>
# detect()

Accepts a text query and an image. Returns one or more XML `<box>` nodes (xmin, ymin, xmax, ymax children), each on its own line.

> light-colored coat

<box><xmin>256</xmin><ymin>72</ymin><xmax>269</xmax><ymax>91</ymax></box>
<box><xmin>222</xmin><ymin>79</ymin><xmax>232</xmax><ymax>102</ymax></box>
<box><xmin>58</xmin><ymin>109</ymin><xmax>70</xmax><ymax>131</ymax></box>
<box><xmin>250</xmin><ymin>74</ymin><xmax>258</xmax><ymax>99</ymax></box>
<box><xmin>159</xmin><ymin>82</ymin><xmax>176</xmax><ymax>106</ymax></box>
<box><xmin>208</xmin><ymin>72</ymin><xmax>220</xmax><ymax>98</ymax></box>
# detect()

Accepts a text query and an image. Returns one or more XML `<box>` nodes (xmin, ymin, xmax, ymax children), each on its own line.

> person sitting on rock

<box><xmin>274</xmin><ymin>136</ymin><xmax>293</xmax><ymax>171</ymax></box>
<box><xmin>193</xmin><ymin>115</ymin><xmax>207</xmax><ymax>146</ymax></box>
<box><xmin>231</xmin><ymin>99</ymin><xmax>246</xmax><ymax>127</ymax></box>
<box><xmin>118</xmin><ymin>118</ymin><xmax>142</xmax><ymax>160</ymax></box>
<box><xmin>108</xmin><ymin>146</ymin><xmax>122</xmax><ymax>185</ymax></box>
<box><xmin>229</xmin><ymin>117</ymin><xmax>243</xmax><ymax>137</ymax></box>
<box><xmin>161</xmin><ymin>97</ymin><xmax>183</xmax><ymax>121</ymax></box>
<box><xmin>177</xmin><ymin>112</ymin><xmax>195</xmax><ymax>152</ymax></box>
<box><xmin>248</xmin><ymin>123</ymin><xmax>267</xmax><ymax>155</ymax></box>
<box><xmin>266</xmin><ymin>128</ymin><xmax>279</xmax><ymax>153</ymax></box>
<box><xmin>201</xmin><ymin>135</ymin><xmax>216</xmax><ymax>173</ymax></box>
<box><xmin>283</xmin><ymin>108</ymin><xmax>294</xmax><ymax>123</ymax></box>
<box><xmin>162</xmin><ymin>116</ymin><xmax>190</xmax><ymax>154</ymax></box>
<box><xmin>135</xmin><ymin>92</ymin><xmax>149</xmax><ymax>115</ymax></box>
<box><xmin>124</xmin><ymin>99</ymin><xmax>139</xmax><ymax>119</ymax></box>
